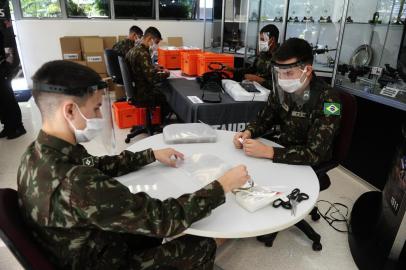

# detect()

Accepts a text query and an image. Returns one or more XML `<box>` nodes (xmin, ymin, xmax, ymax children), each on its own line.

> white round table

<box><xmin>116</xmin><ymin>130</ymin><xmax>320</xmax><ymax>238</ymax></box>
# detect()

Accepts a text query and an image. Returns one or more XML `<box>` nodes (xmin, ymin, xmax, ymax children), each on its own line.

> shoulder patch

<box><xmin>82</xmin><ymin>157</ymin><xmax>94</xmax><ymax>167</ymax></box>
<box><xmin>323</xmin><ymin>102</ymin><xmax>341</xmax><ymax>116</ymax></box>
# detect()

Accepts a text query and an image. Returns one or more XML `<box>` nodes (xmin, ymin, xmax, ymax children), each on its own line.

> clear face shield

<box><xmin>271</xmin><ymin>61</ymin><xmax>311</xmax><ymax>105</ymax></box>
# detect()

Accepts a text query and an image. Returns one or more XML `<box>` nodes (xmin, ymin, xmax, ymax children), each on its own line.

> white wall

<box><xmin>14</xmin><ymin>20</ymin><xmax>206</xmax><ymax>86</ymax></box>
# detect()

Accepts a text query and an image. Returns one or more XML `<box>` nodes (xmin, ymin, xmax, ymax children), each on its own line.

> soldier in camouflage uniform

<box><xmin>233</xmin><ymin>38</ymin><xmax>341</xmax><ymax>166</ymax></box>
<box><xmin>113</xmin><ymin>25</ymin><xmax>143</xmax><ymax>57</ymax></box>
<box><xmin>233</xmin><ymin>24</ymin><xmax>279</xmax><ymax>89</ymax></box>
<box><xmin>125</xmin><ymin>27</ymin><xmax>171</xmax><ymax>120</ymax></box>
<box><xmin>18</xmin><ymin>60</ymin><xmax>250</xmax><ymax>269</ymax></box>
<box><xmin>125</xmin><ymin>27</ymin><xmax>169</xmax><ymax>102</ymax></box>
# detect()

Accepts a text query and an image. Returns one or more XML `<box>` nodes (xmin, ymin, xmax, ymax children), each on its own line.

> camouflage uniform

<box><xmin>125</xmin><ymin>43</ymin><xmax>167</xmax><ymax>104</ymax></box>
<box><xmin>17</xmin><ymin>130</ymin><xmax>225</xmax><ymax>269</ymax></box>
<box><xmin>234</xmin><ymin>51</ymin><xmax>273</xmax><ymax>89</ymax></box>
<box><xmin>246</xmin><ymin>75</ymin><xmax>341</xmax><ymax>166</ymax></box>
<box><xmin>112</xmin><ymin>38</ymin><xmax>135</xmax><ymax>57</ymax></box>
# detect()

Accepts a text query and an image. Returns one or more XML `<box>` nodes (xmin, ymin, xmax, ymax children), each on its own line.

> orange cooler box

<box><xmin>197</xmin><ymin>53</ymin><xmax>234</xmax><ymax>77</ymax></box>
<box><xmin>158</xmin><ymin>47</ymin><xmax>201</xmax><ymax>69</ymax></box>
<box><xmin>112</xmin><ymin>102</ymin><xmax>161</xmax><ymax>129</ymax></box>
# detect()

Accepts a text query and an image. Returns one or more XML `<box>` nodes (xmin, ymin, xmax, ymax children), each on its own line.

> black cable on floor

<box><xmin>316</xmin><ymin>199</ymin><xmax>351</xmax><ymax>233</ymax></box>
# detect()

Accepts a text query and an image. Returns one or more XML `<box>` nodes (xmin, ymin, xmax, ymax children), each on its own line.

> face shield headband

<box><xmin>33</xmin><ymin>81</ymin><xmax>108</xmax><ymax>96</ymax></box>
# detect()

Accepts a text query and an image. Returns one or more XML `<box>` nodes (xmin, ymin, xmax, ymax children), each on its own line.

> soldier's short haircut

<box><xmin>260</xmin><ymin>24</ymin><xmax>279</xmax><ymax>40</ymax></box>
<box><xmin>129</xmin><ymin>25</ymin><xmax>143</xmax><ymax>37</ymax></box>
<box><xmin>32</xmin><ymin>60</ymin><xmax>102</xmax><ymax>117</ymax></box>
<box><xmin>143</xmin><ymin>27</ymin><xmax>162</xmax><ymax>41</ymax></box>
<box><xmin>273</xmin><ymin>38</ymin><xmax>313</xmax><ymax>65</ymax></box>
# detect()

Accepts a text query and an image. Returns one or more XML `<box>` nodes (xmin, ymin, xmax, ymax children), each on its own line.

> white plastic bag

<box><xmin>178</xmin><ymin>154</ymin><xmax>231</xmax><ymax>186</ymax></box>
<box><xmin>222</xmin><ymin>79</ymin><xmax>270</xmax><ymax>102</ymax></box>
<box><xmin>234</xmin><ymin>186</ymin><xmax>286</xmax><ymax>212</ymax></box>
<box><xmin>163</xmin><ymin>123</ymin><xmax>217</xmax><ymax>144</ymax></box>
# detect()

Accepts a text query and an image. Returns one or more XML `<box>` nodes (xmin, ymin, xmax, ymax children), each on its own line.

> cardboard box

<box><xmin>113</xmin><ymin>83</ymin><xmax>126</xmax><ymax>100</ymax></box>
<box><xmin>84</xmin><ymin>52</ymin><xmax>107</xmax><ymax>74</ymax></box>
<box><xmin>80</xmin><ymin>37</ymin><xmax>106</xmax><ymax>73</ymax></box>
<box><xmin>60</xmin><ymin>37</ymin><xmax>82</xmax><ymax>60</ymax></box>
<box><xmin>98</xmin><ymin>73</ymin><xmax>108</xmax><ymax>78</ymax></box>
<box><xmin>102</xmin><ymin>36</ymin><xmax>117</xmax><ymax>50</ymax></box>
<box><xmin>167</xmin><ymin>37</ymin><xmax>183</xmax><ymax>47</ymax></box>
<box><xmin>118</xmin><ymin>35</ymin><xmax>127</xmax><ymax>42</ymax></box>
<box><xmin>69</xmin><ymin>60</ymin><xmax>87</xmax><ymax>66</ymax></box>
<box><xmin>80</xmin><ymin>37</ymin><xmax>104</xmax><ymax>53</ymax></box>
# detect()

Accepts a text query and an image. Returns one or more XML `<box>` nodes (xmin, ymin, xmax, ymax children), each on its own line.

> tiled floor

<box><xmin>0</xmin><ymin>101</ymin><xmax>376</xmax><ymax>270</ymax></box>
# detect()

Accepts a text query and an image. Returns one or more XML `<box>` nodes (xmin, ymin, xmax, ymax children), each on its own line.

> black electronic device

<box><xmin>240</xmin><ymin>81</ymin><xmax>260</xmax><ymax>93</ymax></box>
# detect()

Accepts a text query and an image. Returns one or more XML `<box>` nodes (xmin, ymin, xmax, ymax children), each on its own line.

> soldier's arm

<box><xmin>272</xmin><ymin>98</ymin><xmax>341</xmax><ymax>166</ymax></box>
<box><xmin>69</xmin><ymin>168</ymin><xmax>225</xmax><ymax>238</ymax></box>
<box><xmin>92</xmin><ymin>149</ymin><xmax>156</xmax><ymax>177</ymax></box>
<box><xmin>139</xmin><ymin>50</ymin><xmax>159</xmax><ymax>84</ymax></box>
<box><xmin>245</xmin><ymin>91</ymin><xmax>278</xmax><ymax>138</ymax></box>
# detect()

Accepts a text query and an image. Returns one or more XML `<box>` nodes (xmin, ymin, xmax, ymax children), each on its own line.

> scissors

<box><xmin>272</xmin><ymin>188</ymin><xmax>309</xmax><ymax>216</ymax></box>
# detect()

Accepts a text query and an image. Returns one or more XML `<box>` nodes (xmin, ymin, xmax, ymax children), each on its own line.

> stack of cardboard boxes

<box><xmin>60</xmin><ymin>36</ymin><xmax>117</xmax><ymax>78</ymax></box>
<box><xmin>59</xmin><ymin>36</ymin><xmax>127</xmax><ymax>100</ymax></box>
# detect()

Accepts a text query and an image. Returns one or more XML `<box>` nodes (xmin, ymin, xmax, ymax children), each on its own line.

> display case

<box><xmin>333</xmin><ymin>0</ymin><xmax>406</xmax><ymax>110</ymax></box>
<box><xmin>203</xmin><ymin>0</ymin><xmax>346</xmax><ymax>75</ymax></box>
<box><xmin>284</xmin><ymin>0</ymin><xmax>345</xmax><ymax>77</ymax></box>
<box><xmin>203</xmin><ymin>0</ymin><xmax>262</xmax><ymax>64</ymax></box>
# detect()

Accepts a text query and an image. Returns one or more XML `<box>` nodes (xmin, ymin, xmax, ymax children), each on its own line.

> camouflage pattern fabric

<box><xmin>17</xmin><ymin>130</ymin><xmax>225</xmax><ymax>269</ymax></box>
<box><xmin>234</xmin><ymin>51</ymin><xmax>273</xmax><ymax>89</ymax></box>
<box><xmin>246</xmin><ymin>76</ymin><xmax>341</xmax><ymax>166</ymax></box>
<box><xmin>113</xmin><ymin>38</ymin><xmax>135</xmax><ymax>57</ymax></box>
<box><xmin>125</xmin><ymin>43</ymin><xmax>167</xmax><ymax>103</ymax></box>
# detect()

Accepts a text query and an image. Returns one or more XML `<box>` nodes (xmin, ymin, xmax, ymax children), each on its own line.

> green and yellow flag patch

<box><xmin>324</xmin><ymin>103</ymin><xmax>341</xmax><ymax>115</ymax></box>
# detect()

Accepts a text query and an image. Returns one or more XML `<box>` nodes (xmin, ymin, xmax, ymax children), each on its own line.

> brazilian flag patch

<box><xmin>324</xmin><ymin>103</ymin><xmax>341</xmax><ymax>115</ymax></box>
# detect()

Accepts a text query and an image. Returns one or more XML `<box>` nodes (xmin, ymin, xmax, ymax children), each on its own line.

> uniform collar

<box><xmin>37</xmin><ymin>130</ymin><xmax>89</xmax><ymax>164</ymax></box>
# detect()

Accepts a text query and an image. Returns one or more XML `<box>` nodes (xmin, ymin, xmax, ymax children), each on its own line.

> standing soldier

<box><xmin>0</xmin><ymin>30</ymin><xmax>25</xmax><ymax>139</ymax></box>
<box><xmin>18</xmin><ymin>60</ymin><xmax>249</xmax><ymax>269</ymax></box>
<box><xmin>113</xmin><ymin>25</ymin><xmax>143</xmax><ymax>57</ymax></box>
<box><xmin>233</xmin><ymin>38</ymin><xmax>341</xmax><ymax>166</ymax></box>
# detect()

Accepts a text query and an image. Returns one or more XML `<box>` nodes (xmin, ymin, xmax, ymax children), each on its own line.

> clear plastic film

<box><xmin>163</xmin><ymin>123</ymin><xmax>217</xmax><ymax>144</ymax></box>
<box><xmin>177</xmin><ymin>153</ymin><xmax>231</xmax><ymax>186</ymax></box>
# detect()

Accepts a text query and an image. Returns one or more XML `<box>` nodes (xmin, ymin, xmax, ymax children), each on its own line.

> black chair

<box><xmin>118</xmin><ymin>56</ymin><xmax>161</xmax><ymax>143</ymax></box>
<box><xmin>257</xmin><ymin>90</ymin><xmax>357</xmax><ymax>251</ymax></box>
<box><xmin>104</xmin><ymin>49</ymin><xmax>123</xmax><ymax>85</ymax></box>
<box><xmin>0</xmin><ymin>188</ymin><xmax>55</xmax><ymax>270</ymax></box>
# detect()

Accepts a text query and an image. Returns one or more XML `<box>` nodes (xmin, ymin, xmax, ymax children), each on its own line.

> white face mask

<box><xmin>66</xmin><ymin>104</ymin><xmax>104</xmax><ymax>143</ymax></box>
<box><xmin>259</xmin><ymin>41</ymin><xmax>269</xmax><ymax>52</ymax></box>
<box><xmin>278</xmin><ymin>68</ymin><xmax>308</xmax><ymax>93</ymax></box>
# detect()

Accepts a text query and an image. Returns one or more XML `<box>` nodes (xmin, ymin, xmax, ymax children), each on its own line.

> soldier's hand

<box><xmin>153</xmin><ymin>148</ymin><xmax>184</xmax><ymax>167</ymax></box>
<box><xmin>233</xmin><ymin>130</ymin><xmax>251</xmax><ymax>149</ymax></box>
<box><xmin>244</xmin><ymin>74</ymin><xmax>265</xmax><ymax>84</ymax></box>
<box><xmin>218</xmin><ymin>165</ymin><xmax>250</xmax><ymax>193</ymax></box>
<box><xmin>243</xmin><ymin>139</ymin><xmax>274</xmax><ymax>159</ymax></box>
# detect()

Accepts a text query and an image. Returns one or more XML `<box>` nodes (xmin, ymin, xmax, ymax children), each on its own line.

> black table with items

<box><xmin>163</xmin><ymin>78</ymin><xmax>266</xmax><ymax>131</ymax></box>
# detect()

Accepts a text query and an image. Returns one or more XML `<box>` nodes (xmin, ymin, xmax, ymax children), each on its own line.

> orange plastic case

<box><xmin>197</xmin><ymin>53</ymin><xmax>234</xmax><ymax>77</ymax></box>
<box><xmin>158</xmin><ymin>47</ymin><xmax>201</xmax><ymax>69</ymax></box>
<box><xmin>112</xmin><ymin>102</ymin><xmax>161</xmax><ymax>129</ymax></box>
<box><xmin>180</xmin><ymin>51</ymin><xmax>201</xmax><ymax>76</ymax></box>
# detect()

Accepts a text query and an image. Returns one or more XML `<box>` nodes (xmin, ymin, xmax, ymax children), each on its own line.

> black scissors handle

<box><xmin>297</xmin><ymin>193</ymin><xmax>309</xmax><ymax>202</ymax></box>
<box><xmin>272</xmin><ymin>198</ymin><xmax>292</xmax><ymax>209</ymax></box>
<box><xmin>288</xmin><ymin>188</ymin><xmax>309</xmax><ymax>202</ymax></box>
